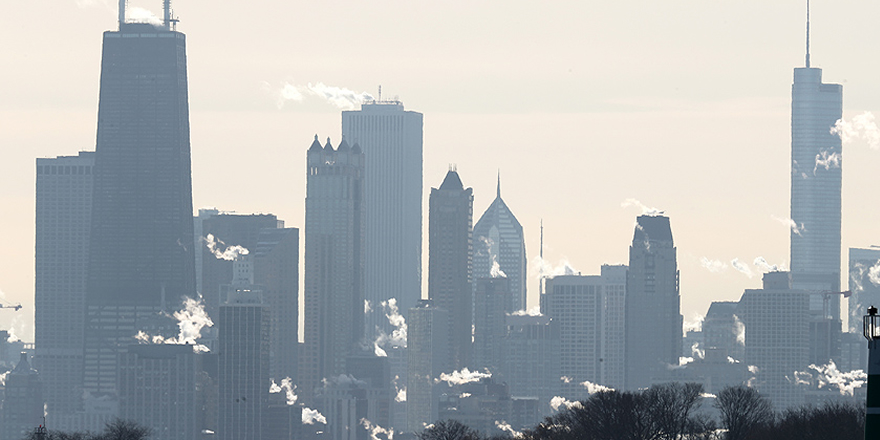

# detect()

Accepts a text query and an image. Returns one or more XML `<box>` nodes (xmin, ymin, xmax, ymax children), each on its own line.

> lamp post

<box><xmin>863</xmin><ymin>306</ymin><xmax>880</xmax><ymax>436</ymax></box>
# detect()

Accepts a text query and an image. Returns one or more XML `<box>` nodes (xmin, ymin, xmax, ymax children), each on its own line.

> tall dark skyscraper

<box><xmin>427</xmin><ymin>169</ymin><xmax>473</xmax><ymax>371</ymax></box>
<box><xmin>35</xmin><ymin>152</ymin><xmax>94</xmax><ymax>418</ymax></box>
<box><xmin>84</xmin><ymin>4</ymin><xmax>195</xmax><ymax>397</ymax></box>
<box><xmin>624</xmin><ymin>215</ymin><xmax>680</xmax><ymax>390</ymax></box>
<box><xmin>302</xmin><ymin>136</ymin><xmax>365</xmax><ymax>400</ymax></box>
<box><xmin>342</xmin><ymin>100</ymin><xmax>423</xmax><ymax>339</ymax></box>
<box><xmin>473</xmin><ymin>178</ymin><xmax>527</xmax><ymax>313</ymax></box>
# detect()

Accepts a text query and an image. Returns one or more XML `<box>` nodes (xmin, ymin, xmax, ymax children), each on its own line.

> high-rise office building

<box><xmin>848</xmin><ymin>247</ymin><xmax>880</xmax><ymax>333</ymax></box>
<box><xmin>789</xmin><ymin>16</ymin><xmax>844</xmax><ymax>366</ymax></box>
<box><xmin>503</xmin><ymin>314</ymin><xmax>560</xmax><ymax>417</ymax></box>
<box><xmin>624</xmin><ymin>215</ymin><xmax>680</xmax><ymax>390</ymax></box>
<box><xmin>84</xmin><ymin>4</ymin><xmax>195</xmax><ymax>397</ymax></box>
<box><xmin>342</xmin><ymin>100</ymin><xmax>423</xmax><ymax>339</ymax></box>
<box><xmin>118</xmin><ymin>344</ymin><xmax>202</xmax><ymax>440</ymax></box>
<box><xmin>738</xmin><ymin>272</ymin><xmax>810</xmax><ymax>409</ymax></box>
<box><xmin>218</xmin><ymin>280</ymin><xmax>270</xmax><ymax>440</ymax></box>
<box><xmin>253</xmin><ymin>227</ymin><xmax>299</xmax><ymax>383</ymax></box>
<box><xmin>428</xmin><ymin>169</ymin><xmax>473</xmax><ymax>371</ymax></box>
<box><xmin>0</xmin><ymin>353</ymin><xmax>45</xmax><ymax>440</ymax></box>
<box><xmin>473</xmin><ymin>178</ymin><xmax>527</xmax><ymax>313</ymax></box>
<box><xmin>541</xmin><ymin>265</ymin><xmax>626</xmax><ymax>399</ymax></box>
<box><xmin>302</xmin><ymin>136</ymin><xmax>365</xmax><ymax>400</ymax></box>
<box><xmin>472</xmin><ymin>277</ymin><xmax>510</xmax><ymax>376</ymax></box>
<box><xmin>407</xmin><ymin>300</ymin><xmax>450</xmax><ymax>433</ymax></box>
<box><xmin>34</xmin><ymin>152</ymin><xmax>94</xmax><ymax>418</ymax></box>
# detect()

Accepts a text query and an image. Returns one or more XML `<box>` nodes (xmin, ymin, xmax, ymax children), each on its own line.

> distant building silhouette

<box><xmin>118</xmin><ymin>344</ymin><xmax>202</xmax><ymax>440</ymax></box>
<box><xmin>84</xmin><ymin>10</ymin><xmax>196</xmax><ymax>398</ymax></box>
<box><xmin>503</xmin><ymin>314</ymin><xmax>560</xmax><ymax>416</ymax></box>
<box><xmin>428</xmin><ymin>169</ymin><xmax>474</xmax><ymax>371</ymax></box>
<box><xmin>473</xmin><ymin>277</ymin><xmax>511</xmax><ymax>376</ymax></box>
<box><xmin>848</xmin><ymin>247</ymin><xmax>880</xmax><ymax>333</ymax></box>
<box><xmin>34</xmin><ymin>152</ymin><xmax>94</xmax><ymax>419</ymax></box>
<box><xmin>302</xmin><ymin>137</ymin><xmax>365</xmax><ymax>400</ymax></box>
<box><xmin>342</xmin><ymin>100</ymin><xmax>423</xmax><ymax>340</ymax></box>
<box><xmin>218</xmin><ymin>267</ymin><xmax>270</xmax><ymax>440</ymax></box>
<box><xmin>0</xmin><ymin>353</ymin><xmax>44</xmax><ymax>440</ymax></box>
<box><xmin>624</xmin><ymin>215</ymin><xmax>680</xmax><ymax>390</ymax></box>
<box><xmin>407</xmin><ymin>300</ymin><xmax>450</xmax><ymax>433</ymax></box>
<box><xmin>473</xmin><ymin>177</ymin><xmax>527</xmax><ymax>313</ymax></box>
<box><xmin>738</xmin><ymin>271</ymin><xmax>810</xmax><ymax>409</ymax></box>
<box><xmin>702</xmin><ymin>301</ymin><xmax>745</xmax><ymax>362</ymax></box>
<box><xmin>542</xmin><ymin>264</ymin><xmax>627</xmax><ymax>399</ymax></box>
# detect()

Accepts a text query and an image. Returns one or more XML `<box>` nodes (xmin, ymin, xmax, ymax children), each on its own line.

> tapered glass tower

<box><xmin>84</xmin><ymin>5</ymin><xmax>195</xmax><ymax>397</ymax></box>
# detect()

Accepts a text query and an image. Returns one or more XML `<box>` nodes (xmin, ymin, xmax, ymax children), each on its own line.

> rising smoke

<box><xmin>203</xmin><ymin>234</ymin><xmax>249</xmax><ymax>261</ymax></box>
<box><xmin>621</xmin><ymin>198</ymin><xmax>663</xmax><ymax>216</ymax></box>
<box><xmin>832</xmin><ymin>112</ymin><xmax>880</xmax><ymax>149</ymax></box>
<box><xmin>435</xmin><ymin>368</ymin><xmax>492</xmax><ymax>386</ymax></box>
<box><xmin>134</xmin><ymin>295</ymin><xmax>213</xmax><ymax>352</ymax></box>
<box><xmin>269</xmin><ymin>81</ymin><xmax>375</xmax><ymax>110</ymax></box>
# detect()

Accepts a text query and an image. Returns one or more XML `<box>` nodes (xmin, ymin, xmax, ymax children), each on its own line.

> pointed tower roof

<box><xmin>12</xmin><ymin>352</ymin><xmax>37</xmax><ymax>375</ymax></box>
<box><xmin>351</xmin><ymin>142</ymin><xmax>363</xmax><ymax>154</ymax></box>
<box><xmin>337</xmin><ymin>136</ymin><xmax>351</xmax><ymax>153</ymax></box>
<box><xmin>308</xmin><ymin>134</ymin><xmax>323</xmax><ymax>153</ymax></box>
<box><xmin>439</xmin><ymin>170</ymin><xmax>464</xmax><ymax>191</ymax></box>
<box><xmin>323</xmin><ymin>137</ymin><xmax>335</xmax><ymax>152</ymax></box>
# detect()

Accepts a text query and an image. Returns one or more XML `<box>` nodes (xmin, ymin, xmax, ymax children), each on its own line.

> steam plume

<box><xmin>772</xmin><ymin>216</ymin><xmax>805</xmax><ymax>236</ymax></box>
<box><xmin>490</xmin><ymin>257</ymin><xmax>507</xmax><ymax>278</ymax></box>
<box><xmin>204</xmin><ymin>234</ymin><xmax>249</xmax><ymax>261</ymax></box>
<box><xmin>730</xmin><ymin>258</ymin><xmax>753</xmax><ymax>278</ymax></box>
<box><xmin>792</xmin><ymin>361</ymin><xmax>866</xmax><ymax>396</ymax></box>
<box><xmin>271</xmin><ymin>81</ymin><xmax>374</xmax><ymax>110</ymax></box>
<box><xmin>361</xmin><ymin>418</ymin><xmax>394</xmax><ymax>440</ymax></box>
<box><xmin>127</xmin><ymin>7</ymin><xmax>163</xmax><ymax>26</ymax></box>
<box><xmin>372</xmin><ymin>298</ymin><xmax>408</xmax><ymax>356</ymax></box>
<box><xmin>832</xmin><ymin>112</ymin><xmax>880</xmax><ymax>149</ymax></box>
<box><xmin>435</xmin><ymin>368</ymin><xmax>491</xmax><ymax>386</ymax></box>
<box><xmin>814</xmin><ymin>150</ymin><xmax>841</xmax><ymax>174</ymax></box>
<box><xmin>134</xmin><ymin>296</ymin><xmax>213</xmax><ymax>352</ymax></box>
<box><xmin>509</xmin><ymin>306</ymin><xmax>541</xmax><ymax>317</ymax></box>
<box><xmin>621</xmin><ymin>198</ymin><xmax>663</xmax><ymax>216</ymax></box>
<box><xmin>700</xmin><ymin>257</ymin><xmax>727</xmax><ymax>273</ymax></box>
<box><xmin>580</xmin><ymin>380</ymin><xmax>613</xmax><ymax>394</ymax></box>
<box><xmin>495</xmin><ymin>421</ymin><xmax>522</xmax><ymax>438</ymax></box>
<box><xmin>269</xmin><ymin>377</ymin><xmax>298</xmax><ymax>405</ymax></box>
<box><xmin>753</xmin><ymin>257</ymin><xmax>780</xmax><ymax>273</ymax></box>
<box><xmin>395</xmin><ymin>387</ymin><xmax>407</xmax><ymax>402</ymax></box>
<box><xmin>302</xmin><ymin>407</ymin><xmax>327</xmax><ymax>425</ymax></box>
<box><xmin>549</xmin><ymin>396</ymin><xmax>582</xmax><ymax>411</ymax></box>
<box><xmin>532</xmin><ymin>256</ymin><xmax>578</xmax><ymax>278</ymax></box>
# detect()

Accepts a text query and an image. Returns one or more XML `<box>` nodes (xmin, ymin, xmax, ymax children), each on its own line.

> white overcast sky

<box><xmin>2</xmin><ymin>0</ymin><xmax>880</xmax><ymax>339</ymax></box>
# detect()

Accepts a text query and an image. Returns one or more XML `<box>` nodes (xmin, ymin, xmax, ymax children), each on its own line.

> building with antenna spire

<box><xmin>789</xmin><ymin>0</ymin><xmax>843</xmax><ymax>364</ymax></box>
<box><xmin>84</xmin><ymin>0</ymin><xmax>195</xmax><ymax>402</ymax></box>
<box><xmin>473</xmin><ymin>174</ymin><xmax>527</xmax><ymax>313</ymax></box>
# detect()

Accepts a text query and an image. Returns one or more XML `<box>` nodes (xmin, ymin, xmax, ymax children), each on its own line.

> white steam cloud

<box><xmin>581</xmin><ymin>380</ymin><xmax>613</xmax><ymax>394</ymax></box>
<box><xmin>495</xmin><ymin>421</ymin><xmax>522</xmax><ymax>438</ymax></box>
<box><xmin>361</xmin><ymin>418</ymin><xmax>394</xmax><ymax>440</ymax></box>
<box><xmin>832</xmin><ymin>112</ymin><xmax>880</xmax><ymax>149</ymax></box>
<box><xmin>510</xmin><ymin>306</ymin><xmax>542</xmax><ymax>317</ymax></box>
<box><xmin>795</xmin><ymin>361</ymin><xmax>866</xmax><ymax>396</ymax></box>
<box><xmin>532</xmin><ymin>256</ymin><xmax>578</xmax><ymax>278</ymax></box>
<box><xmin>753</xmin><ymin>257</ymin><xmax>781</xmax><ymax>273</ymax></box>
<box><xmin>700</xmin><ymin>257</ymin><xmax>728</xmax><ymax>273</ymax></box>
<box><xmin>270</xmin><ymin>81</ymin><xmax>374</xmax><ymax>110</ymax></box>
<box><xmin>373</xmin><ymin>298</ymin><xmax>407</xmax><ymax>356</ymax></box>
<box><xmin>549</xmin><ymin>396</ymin><xmax>582</xmax><ymax>411</ymax></box>
<box><xmin>814</xmin><ymin>150</ymin><xmax>841</xmax><ymax>174</ymax></box>
<box><xmin>323</xmin><ymin>374</ymin><xmax>367</xmax><ymax>388</ymax></box>
<box><xmin>127</xmin><ymin>7</ymin><xmax>163</xmax><ymax>27</ymax></box>
<box><xmin>773</xmin><ymin>216</ymin><xmax>805</xmax><ymax>236</ymax></box>
<box><xmin>490</xmin><ymin>257</ymin><xmax>507</xmax><ymax>278</ymax></box>
<box><xmin>621</xmin><ymin>198</ymin><xmax>663</xmax><ymax>216</ymax></box>
<box><xmin>395</xmin><ymin>387</ymin><xmax>407</xmax><ymax>402</ymax></box>
<box><xmin>204</xmin><ymin>234</ymin><xmax>249</xmax><ymax>261</ymax></box>
<box><xmin>435</xmin><ymin>368</ymin><xmax>491</xmax><ymax>386</ymax></box>
<box><xmin>302</xmin><ymin>407</ymin><xmax>327</xmax><ymax>425</ymax></box>
<box><xmin>730</xmin><ymin>258</ymin><xmax>753</xmax><ymax>278</ymax></box>
<box><xmin>269</xmin><ymin>377</ymin><xmax>298</xmax><ymax>405</ymax></box>
<box><xmin>135</xmin><ymin>296</ymin><xmax>214</xmax><ymax>352</ymax></box>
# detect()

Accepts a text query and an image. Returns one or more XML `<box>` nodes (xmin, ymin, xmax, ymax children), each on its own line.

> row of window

<box><xmin>37</xmin><ymin>165</ymin><xmax>93</xmax><ymax>175</ymax></box>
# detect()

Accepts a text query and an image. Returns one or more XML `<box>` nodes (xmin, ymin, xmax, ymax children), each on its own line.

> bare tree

<box><xmin>714</xmin><ymin>385</ymin><xmax>773</xmax><ymax>440</ymax></box>
<box><xmin>417</xmin><ymin>420</ymin><xmax>484</xmax><ymax>440</ymax></box>
<box><xmin>644</xmin><ymin>382</ymin><xmax>705</xmax><ymax>440</ymax></box>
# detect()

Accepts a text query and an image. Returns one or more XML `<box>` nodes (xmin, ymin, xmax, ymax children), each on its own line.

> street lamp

<box><xmin>863</xmin><ymin>306</ymin><xmax>880</xmax><ymax>437</ymax></box>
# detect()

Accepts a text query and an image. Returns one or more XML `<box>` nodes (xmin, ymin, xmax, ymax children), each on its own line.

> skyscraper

<box><xmin>789</xmin><ymin>10</ymin><xmax>843</xmax><ymax>366</ymax></box>
<box><xmin>624</xmin><ymin>215</ymin><xmax>680</xmax><ymax>390</ymax></box>
<box><xmin>342</xmin><ymin>100</ymin><xmax>423</xmax><ymax>339</ymax></box>
<box><xmin>0</xmin><ymin>353</ymin><xmax>45</xmax><ymax>440</ymax></box>
<box><xmin>427</xmin><ymin>168</ymin><xmax>473</xmax><ymax>371</ymax></box>
<box><xmin>407</xmin><ymin>300</ymin><xmax>450</xmax><ymax>433</ymax></box>
<box><xmin>84</xmin><ymin>4</ymin><xmax>195</xmax><ymax>397</ymax></box>
<box><xmin>302</xmin><ymin>136</ymin><xmax>365</xmax><ymax>400</ymax></box>
<box><xmin>473</xmin><ymin>177</ymin><xmax>527</xmax><ymax>313</ymax></box>
<box><xmin>472</xmin><ymin>277</ymin><xmax>510</xmax><ymax>376</ymax></box>
<box><xmin>789</xmin><ymin>19</ymin><xmax>843</xmax><ymax>294</ymax></box>
<box><xmin>34</xmin><ymin>152</ymin><xmax>94</xmax><ymax>418</ymax></box>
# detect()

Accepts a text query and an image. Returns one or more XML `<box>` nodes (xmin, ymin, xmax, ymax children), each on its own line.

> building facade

<box><xmin>473</xmin><ymin>277</ymin><xmax>511</xmax><ymax>376</ymax></box>
<box><xmin>473</xmin><ymin>178</ymin><xmax>527</xmax><ymax>313</ymax></box>
<box><xmin>84</xmin><ymin>12</ymin><xmax>196</xmax><ymax>398</ymax></box>
<box><xmin>342</xmin><ymin>100</ymin><xmax>423</xmax><ymax>340</ymax></box>
<box><xmin>302</xmin><ymin>137</ymin><xmax>365</xmax><ymax>400</ymax></box>
<box><xmin>406</xmin><ymin>300</ymin><xmax>450</xmax><ymax>433</ymax></box>
<box><xmin>624</xmin><ymin>215</ymin><xmax>680</xmax><ymax>390</ymax></box>
<box><xmin>34</xmin><ymin>152</ymin><xmax>94</xmax><ymax>418</ymax></box>
<box><xmin>428</xmin><ymin>169</ymin><xmax>473</xmax><ymax>371</ymax></box>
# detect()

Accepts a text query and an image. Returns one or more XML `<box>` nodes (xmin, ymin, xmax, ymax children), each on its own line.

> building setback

<box><xmin>624</xmin><ymin>215</ymin><xmax>680</xmax><ymax>390</ymax></box>
<box><xmin>84</xmin><ymin>10</ymin><xmax>196</xmax><ymax>397</ymax></box>
<box><xmin>302</xmin><ymin>136</ymin><xmax>365</xmax><ymax>400</ymax></box>
<box><xmin>342</xmin><ymin>100</ymin><xmax>423</xmax><ymax>340</ymax></box>
<box><xmin>428</xmin><ymin>169</ymin><xmax>473</xmax><ymax>371</ymax></box>
<box><xmin>34</xmin><ymin>152</ymin><xmax>94</xmax><ymax>419</ymax></box>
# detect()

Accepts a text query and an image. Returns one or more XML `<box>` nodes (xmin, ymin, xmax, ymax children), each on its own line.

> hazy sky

<box><xmin>2</xmin><ymin>0</ymin><xmax>880</xmax><ymax>340</ymax></box>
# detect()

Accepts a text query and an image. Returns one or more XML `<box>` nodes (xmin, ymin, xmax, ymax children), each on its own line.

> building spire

<box><xmin>118</xmin><ymin>0</ymin><xmax>126</xmax><ymax>29</ymax></box>
<box><xmin>805</xmin><ymin>0</ymin><xmax>811</xmax><ymax>68</ymax></box>
<box><xmin>496</xmin><ymin>170</ymin><xmax>501</xmax><ymax>199</ymax></box>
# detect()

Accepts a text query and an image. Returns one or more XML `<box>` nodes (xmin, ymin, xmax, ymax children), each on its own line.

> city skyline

<box><xmin>5</xmin><ymin>1</ymin><xmax>880</xmax><ymax>340</ymax></box>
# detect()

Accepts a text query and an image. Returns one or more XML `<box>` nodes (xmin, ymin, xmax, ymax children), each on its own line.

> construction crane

<box><xmin>0</xmin><ymin>301</ymin><xmax>22</xmax><ymax>312</ymax></box>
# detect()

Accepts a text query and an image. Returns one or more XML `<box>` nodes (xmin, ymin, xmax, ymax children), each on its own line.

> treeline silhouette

<box><xmin>418</xmin><ymin>383</ymin><xmax>865</xmax><ymax>440</ymax></box>
<box><xmin>24</xmin><ymin>419</ymin><xmax>150</xmax><ymax>440</ymax></box>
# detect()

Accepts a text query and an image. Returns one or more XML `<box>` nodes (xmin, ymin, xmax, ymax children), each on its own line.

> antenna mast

<box><xmin>805</xmin><ymin>0</ymin><xmax>811</xmax><ymax>68</ymax></box>
<box><xmin>539</xmin><ymin>219</ymin><xmax>545</xmax><ymax>296</ymax></box>
<box><xmin>118</xmin><ymin>0</ymin><xmax>126</xmax><ymax>29</ymax></box>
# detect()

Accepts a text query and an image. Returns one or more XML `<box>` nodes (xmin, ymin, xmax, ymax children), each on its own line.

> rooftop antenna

<box><xmin>805</xmin><ymin>0</ymin><xmax>811</xmax><ymax>68</ymax></box>
<box><xmin>118</xmin><ymin>0</ymin><xmax>126</xmax><ymax>29</ymax></box>
<box><xmin>378</xmin><ymin>85</ymin><xmax>382</xmax><ymax>102</ymax></box>
<box><xmin>496</xmin><ymin>170</ymin><xmax>501</xmax><ymax>199</ymax></box>
<box><xmin>539</xmin><ymin>219</ymin><xmax>545</xmax><ymax>296</ymax></box>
